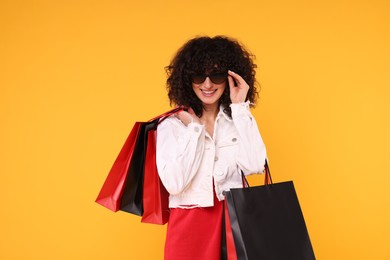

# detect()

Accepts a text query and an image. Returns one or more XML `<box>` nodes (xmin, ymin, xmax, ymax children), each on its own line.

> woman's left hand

<box><xmin>228</xmin><ymin>70</ymin><xmax>250</xmax><ymax>104</ymax></box>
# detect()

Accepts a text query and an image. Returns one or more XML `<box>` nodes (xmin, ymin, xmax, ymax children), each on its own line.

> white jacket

<box><xmin>156</xmin><ymin>102</ymin><xmax>267</xmax><ymax>208</ymax></box>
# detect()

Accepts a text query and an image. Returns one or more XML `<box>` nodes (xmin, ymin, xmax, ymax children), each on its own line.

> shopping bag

<box><xmin>95</xmin><ymin>123</ymin><xmax>142</xmax><ymax>211</ymax></box>
<box><xmin>222</xmin><ymin>200</ymin><xmax>238</xmax><ymax>260</ymax></box>
<box><xmin>119</xmin><ymin>107</ymin><xmax>183</xmax><ymax>217</ymax></box>
<box><xmin>224</xmin><ymin>162</ymin><xmax>316</xmax><ymax>260</ymax></box>
<box><xmin>119</xmin><ymin>119</ymin><xmax>159</xmax><ymax>215</ymax></box>
<box><xmin>96</xmin><ymin>107</ymin><xmax>182</xmax><ymax>217</ymax></box>
<box><xmin>141</xmin><ymin>130</ymin><xmax>170</xmax><ymax>224</ymax></box>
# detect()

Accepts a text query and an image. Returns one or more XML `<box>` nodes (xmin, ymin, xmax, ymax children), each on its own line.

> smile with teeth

<box><xmin>201</xmin><ymin>89</ymin><xmax>217</xmax><ymax>96</ymax></box>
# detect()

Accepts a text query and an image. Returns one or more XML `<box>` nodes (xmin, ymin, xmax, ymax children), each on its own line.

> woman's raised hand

<box><xmin>175</xmin><ymin>107</ymin><xmax>201</xmax><ymax>126</ymax></box>
<box><xmin>228</xmin><ymin>70</ymin><xmax>249</xmax><ymax>104</ymax></box>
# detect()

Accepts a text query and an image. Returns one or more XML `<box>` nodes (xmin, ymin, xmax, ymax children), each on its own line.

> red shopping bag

<box><xmin>119</xmin><ymin>107</ymin><xmax>182</xmax><ymax>221</ymax></box>
<box><xmin>96</xmin><ymin>106</ymin><xmax>183</xmax><ymax>223</ymax></box>
<box><xmin>141</xmin><ymin>130</ymin><xmax>170</xmax><ymax>224</ymax></box>
<box><xmin>95</xmin><ymin>123</ymin><xmax>142</xmax><ymax>211</ymax></box>
<box><xmin>119</xmin><ymin>120</ymin><xmax>159</xmax><ymax>216</ymax></box>
<box><xmin>224</xmin><ymin>200</ymin><xmax>238</xmax><ymax>260</ymax></box>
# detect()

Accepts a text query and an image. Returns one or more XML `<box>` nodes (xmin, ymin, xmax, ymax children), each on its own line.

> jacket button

<box><xmin>214</xmin><ymin>156</ymin><xmax>218</xmax><ymax>162</ymax></box>
<box><xmin>194</xmin><ymin>126</ymin><xmax>200</xmax><ymax>132</ymax></box>
<box><xmin>232</xmin><ymin>137</ymin><xmax>237</xmax><ymax>142</ymax></box>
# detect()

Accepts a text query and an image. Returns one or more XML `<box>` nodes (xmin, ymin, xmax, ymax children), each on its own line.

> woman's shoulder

<box><xmin>158</xmin><ymin>115</ymin><xmax>184</xmax><ymax>130</ymax></box>
<box><xmin>158</xmin><ymin>115</ymin><xmax>205</xmax><ymax>136</ymax></box>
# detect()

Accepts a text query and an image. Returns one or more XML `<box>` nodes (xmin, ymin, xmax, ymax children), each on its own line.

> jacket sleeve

<box><xmin>230</xmin><ymin>101</ymin><xmax>267</xmax><ymax>175</ymax></box>
<box><xmin>156</xmin><ymin>117</ymin><xmax>206</xmax><ymax>195</ymax></box>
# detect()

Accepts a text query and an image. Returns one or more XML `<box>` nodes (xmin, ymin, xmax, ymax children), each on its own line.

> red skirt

<box><xmin>164</xmin><ymin>193</ymin><xmax>224</xmax><ymax>260</ymax></box>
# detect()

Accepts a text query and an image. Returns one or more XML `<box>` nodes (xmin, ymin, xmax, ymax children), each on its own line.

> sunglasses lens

<box><xmin>191</xmin><ymin>75</ymin><xmax>207</xmax><ymax>84</ymax></box>
<box><xmin>191</xmin><ymin>73</ymin><xmax>227</xmax><ymax>84</ymax></box>
<box><xmin>210</xmin><ymin>73</ymin><xmax>227</xmax><ymax>84</ymax></box>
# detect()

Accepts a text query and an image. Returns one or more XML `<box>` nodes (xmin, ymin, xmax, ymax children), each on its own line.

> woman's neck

<box><xmin>200</xmin><ymin>103</ymin><xmax>219</xmax><ymax>137</ymax></box>
<box><xmin>201</xmin><ymin>103</ymin><xmax>219</xmax><ymax>121</ymax></box>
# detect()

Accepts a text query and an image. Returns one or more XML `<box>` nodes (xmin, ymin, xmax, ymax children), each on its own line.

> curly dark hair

<box><xmin>165</xmin><ymin>35</ymin><xmax>259</xmax><ymax>117</ymax></box>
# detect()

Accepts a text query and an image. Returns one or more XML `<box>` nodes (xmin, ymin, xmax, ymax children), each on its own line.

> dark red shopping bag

<box><xmin>141</xmin><ymin>130</ymin><xmax>170</xmax><ymax>224</ymax></box>
<box><xmin>96</xmin><ymin>107</ymin><xmax>182</xmax><ymax>224</ymax></box>
<box><xmin>119</xmin><ymin>120</ymin><xmax>159</xmax><ymax>216</ymax></box>
<box><xmin>224</xmin><ymin>200</ymin><xmax>238</xmax><ymax>260</ymax></box>
<box><xmin>119</xmin><ymin>107</ymin><xmax>182</xmax><ymax>220</ymax></box>
<box><xmin>95</xmin><ymin>123</ymin><xmax>142</xmax><ymax>211</ymax></box>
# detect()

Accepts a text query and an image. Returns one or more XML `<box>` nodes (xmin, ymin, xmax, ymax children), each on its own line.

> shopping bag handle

<box><xmin>264</xmin><ymin>159</ymin><xmax>273</xmax><ymax>185</ymax></box>
<box><xmin>241</xmin><ymin>159</ymin><xmax>272</xmax><ymax>187</ymax></box>
<box><xmin>148</xmin><ymin>106</ymin><xmax>186</xmax><ymax>125</ymax></box>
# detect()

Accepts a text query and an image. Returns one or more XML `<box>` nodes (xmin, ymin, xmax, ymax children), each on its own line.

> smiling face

<box><xmin>191</xmin><ymin>75</ymin><xmax>226</xmax><ymax>108</ymax></box>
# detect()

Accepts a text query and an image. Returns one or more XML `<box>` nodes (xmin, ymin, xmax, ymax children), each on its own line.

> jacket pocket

<box><xmin>217</xmin><ymin>134</ymin><xmax>239</xmax><ymax>148</ymax></box>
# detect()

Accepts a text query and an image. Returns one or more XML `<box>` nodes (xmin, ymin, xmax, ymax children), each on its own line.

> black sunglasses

<box><xmin>191</xmin><ymin>72</ymin><xmax>228</xmax><ymax>84</ymax></box>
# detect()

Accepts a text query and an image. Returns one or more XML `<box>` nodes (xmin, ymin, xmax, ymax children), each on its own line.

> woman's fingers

<box><xmin>228</xmin><ymin>70</ymin><xmax>246</xmax><ymax>88</ymax></box>
<box><xmin>228</xmin><ymin>70</ymin><xmax>249</xmax><ymax>103</ymax></box>
<box><xmin>228</xmin><ymin>75</ymin><xmax>236</xmax><ymax>90</ymax></box>
<box><xmin>176</xmin><ymin>109</ymin><xmax>201</xmax><ymax>126</ymax></box>
<box><xmin>187</xmin><ymin>108</ymin><xmax>201</xmax><ymax>123</ymax></box>
<box><xmin>187</xmin><ymin>107</ymin><xmax>195</xmax><ymax>115</ymax></box>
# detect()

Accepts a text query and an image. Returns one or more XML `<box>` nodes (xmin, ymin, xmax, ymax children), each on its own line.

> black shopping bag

<box><xmin>119</xmin><ymin>119</ymin><xmax>159</xmax><ymax>215</ymax></box>
<box><xmin>119</xmin><ymin>107</ymin><xmax>183</xmax><ymax>216</ymax></box>
<box><xmin>224</xmin><ymin>162</ymin><xmax>316</xmax><ymax>260</ymax></box>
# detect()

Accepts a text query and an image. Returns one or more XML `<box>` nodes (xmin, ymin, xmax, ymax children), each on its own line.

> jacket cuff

<box><xmin>230</xmin><ymin>101</ymin><xmax>251</xmax><ymax>118</ymax></box>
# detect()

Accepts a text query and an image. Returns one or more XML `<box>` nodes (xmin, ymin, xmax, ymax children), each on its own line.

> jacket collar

<box><xmin>217</xmin><ymin>104</ymin><xmax>233</xmax><ymax>122</ymax></box>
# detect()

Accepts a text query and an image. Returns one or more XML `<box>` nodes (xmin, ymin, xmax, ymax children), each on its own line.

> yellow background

<box><xmin>1</xmin><ymin>0</ymin><xmax>389</xmax><ymax>259</ymax></box>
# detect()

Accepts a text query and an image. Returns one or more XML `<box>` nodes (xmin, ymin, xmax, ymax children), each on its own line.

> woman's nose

<box><xmin>203</xmin><ymin>77</ymin><xmax>213</xmax><ymax>88</ymax></box>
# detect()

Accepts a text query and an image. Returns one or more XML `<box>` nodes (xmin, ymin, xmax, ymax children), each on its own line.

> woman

<box><xmin>156</xmin><ymin>36</ymin><xmax>267</xmax><ymax>260</ymax></box>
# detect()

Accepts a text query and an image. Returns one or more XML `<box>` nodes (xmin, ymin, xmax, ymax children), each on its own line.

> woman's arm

<box><xmin>231</xmin><ymin>101</ymin><xmax>267</xmax><ymax>175</ymax></box>
<box><xmin>228</xmin><ymin>70</ymin><xmax>267</xmax><ymax>175</ymax></box>
<box><xmin>156</xmin><ymin>118</ymin><xmax>205</xmax><ymax>195</ymax></box>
